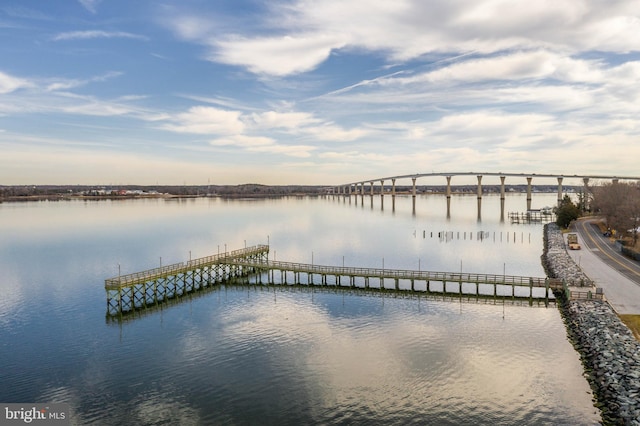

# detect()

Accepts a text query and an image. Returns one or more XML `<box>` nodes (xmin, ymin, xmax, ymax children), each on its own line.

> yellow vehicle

<box><xmin>567</xmin><ymin>233</ymin><xmax>581</xmax><ymax>250</ymax></box>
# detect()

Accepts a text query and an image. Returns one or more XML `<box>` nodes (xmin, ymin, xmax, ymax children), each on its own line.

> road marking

<box><xmin>579</xmin><ymin>219</ymin><xmax>640</xmax><ymax>278</ymax></box>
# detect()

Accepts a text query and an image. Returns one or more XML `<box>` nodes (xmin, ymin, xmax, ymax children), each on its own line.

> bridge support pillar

<box><xmin>557</xmin><ymin>177</ymin><xmax>563</xmax><ymax>206</ymax></box>
<box><xmin>526</xmin><ymin>177</ymin><xmax>532</xmax><ymax>211</ymax></box>
<box><xmin>477</xmin><ymin>176</ymin><xmax>483</xmax><ymax>221</ymax></box>
<box><xmin>583</xmin><ymin>177</ymin><xmax>590</xmax><ymax>211</ymax></box>
<box><xmin>500</xmin><ymin>176</ymin><xmax>506</xmax><ymax>223</ymax></box>
<box><xmin>380</xmin><ymin>180</ymin><xmax>384</xmax><ymax>197</ymax></box>
<box><xmin>445</xmin><ymin>176</ymin><xmax>452</xmax><ymax>218</ymax></box>
<box><xmin>370</xmin><ymin>181</ymin><xmax>374</xmax><ymax>196</ymax></box>
<box><xmin>392</xmin><ymin>178</ymin><xmax>396</xmax><ymax>197</ymax></box>
<box><xmin>412</xmin><ymin>177</ymin><xmax>417</xmax><ymax>198</ymax></box>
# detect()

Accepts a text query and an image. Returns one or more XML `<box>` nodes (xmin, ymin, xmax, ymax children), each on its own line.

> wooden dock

<box><xmin>105</xmin><ymin>244</ymin><xmax>570</xmax><ymax>317</ymax></box>
<box><xmin>105</xmin><ymin>245</ymin><xmax>269</xmax><ymax>315</ymax></box>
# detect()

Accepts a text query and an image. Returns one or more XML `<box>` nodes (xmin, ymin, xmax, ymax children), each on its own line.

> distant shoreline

<box><xmin>0</xmin><ymin>193</ymin><xmax>317</xmax><ymax>203</ymax></box>
<box><xmin>0</xmin><ymin>183</ymin><xmax>579</xmax><ymax>203</ymax></box>
<box><xmin>0</xmin><ymin>190</ymin><xmax>571</xmax><ymax>203</ymax></box>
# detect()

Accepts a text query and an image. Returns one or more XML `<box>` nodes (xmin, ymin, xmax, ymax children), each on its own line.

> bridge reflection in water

<box><xmin>105</xmin><ymin>245</ymin><xmax>565</xmax><ymax>321</ymax></box>
<box><xmin>337</xmin><ymin>190</ymin><xmax>555</xmax><ymax>222</ymax></box>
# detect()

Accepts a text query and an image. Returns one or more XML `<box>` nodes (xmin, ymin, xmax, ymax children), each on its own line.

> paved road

<box><xmin>567</xmin><ymin>217</ymin><xmax>640</xmax><ymax>314</ymax></box>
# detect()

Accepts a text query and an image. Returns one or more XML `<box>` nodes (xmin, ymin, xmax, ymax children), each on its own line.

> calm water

<box><xmin>0</xmin><ymin>194</ymin><xmax>600</xmax><ymax>424</ymax></box>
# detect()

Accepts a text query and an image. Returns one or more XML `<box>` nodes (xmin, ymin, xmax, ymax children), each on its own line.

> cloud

<box><xmin>399</xmin><ymin>51</ymin><xmax>605</xmax><ymax>85</ymax></box>
<box><xmin>78</xmin><ymin>0</ymin><xmax>102</xmax><ymax>14</ymax></box>
<box><xmin>430</xmin><ymin>111</ymin><xmax>556</xmax><ymax>147</ymax></box>
<box><xmin>168</xmin><ymin>15</ymin><xmax>215</xmax><ymax>40</ymax></box>
<box><xmin>210</xmin><ymin>132</ymin><xmax>316</xmax><ymax>158</ymax></box>
<box><xmin>0</xmin><ymin>71</ymin><xmax>33</xmax><ymax>94</ymax></box>
<box><xmin>53</xmin><ymin>30</ymin><xmax>148</xmax><ymax>41</ymax></box>
<box><xmin>213</xmin><ymin>33</ymin><xmax>345</xmax><ymax>76</ymax></box>
<box><xmin>247</xmin><ymin>110</ymin><xmax>367</xmax><ymax>141</ymax></box>
<box><xmin>249</xmin><ymin>111</ymin><xmax>322</xmax><ymax>129</ymax></box>
<box><xmin>247</xmin><ymin>143</ymin><xmax>316</xmax><ymax>158</ymax></box>
<box><xmin>165</xmin><ymin>0</ymin><xmax>640</xmax><ymax>77</ymax></box>
<box><xmin>2</xmin><ymin>6</ymin><xmax>52</xmax><ymax>21</ymax></box>
<box><xmin>302</xmin><ymin>124</ymin><xmax>369</xmax><ymax>142</ymax></box>
<box><xmin>210</xmin><ymin>134</ymin><xmax>274</xmax><ymax>148</ymax></box>
<box><xmin>309</xmin><ymin>48</ymin><xmax>640</xmax><ymax>116</ymax></box>
<box><xmin>45</xmin><ymin>71</ymin><xmax>123</xmax><ymax>92</ymax></box>
<box><xmin>161</xmin><ymin>104</ymin><xmax>368</xmax><ymax>147</ymax></box>
<box><xmin>162</xmin><ymin>106</ymin><xmax>245</xmax><ymax>135</ymax></box>
<box><xmin>0</xmin><ymin>82</ymin><xmax>161</xmax><ymax>121</ymax></box>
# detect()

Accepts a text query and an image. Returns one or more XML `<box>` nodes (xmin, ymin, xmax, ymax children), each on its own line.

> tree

<box><xmin>591</xmin><ymin>181</ymin><xmax>640</xmax><ymax>246</ymax></box>
<box><xmin>555</xmin><ymin>195</ymin><xmax>580</xmax><ymax>228</ymax></box>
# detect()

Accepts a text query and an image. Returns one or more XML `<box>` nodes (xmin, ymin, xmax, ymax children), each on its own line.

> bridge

<box><xmin>104</xmin><ymin>244</ymin><xmax>593</xmax><ymax>318</ymax></box>
<box><xmin>333</xmin><ymin>172</ymin><xmax>640</xmax><ymax>209</ymax></box>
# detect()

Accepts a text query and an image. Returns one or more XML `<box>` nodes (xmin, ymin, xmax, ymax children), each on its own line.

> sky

<box><xmin>1</xmin><ymin>0</ymin><xmax>639</xmax><ymax>186</ymax></box>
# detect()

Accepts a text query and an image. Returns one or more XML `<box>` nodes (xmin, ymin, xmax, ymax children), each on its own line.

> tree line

<box><xmin>556</xmin><ymin>181</ymin><xmax>640</xmax><ymax>249</ymax></box>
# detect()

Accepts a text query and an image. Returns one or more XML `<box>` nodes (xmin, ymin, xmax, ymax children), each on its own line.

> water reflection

<box><xmin>335</xmin><ymin>192</ymin><xmax>561</xmax><ymax>224</ymax></box>
<box><xmin>0</xmin><ymin>196</ymin><xmax>599</xmax><ymax>425</ymax></box>
<box><xmin>148</xmin><ymin>288</ymin><xmax>597</xmax><ymax>424</ymax></box>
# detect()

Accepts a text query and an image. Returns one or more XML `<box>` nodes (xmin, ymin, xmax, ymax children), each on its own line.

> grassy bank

<box><xmin>619</xmin><ymin>315</ymin><xmax>640</xmax><ymax>341</ymax></box>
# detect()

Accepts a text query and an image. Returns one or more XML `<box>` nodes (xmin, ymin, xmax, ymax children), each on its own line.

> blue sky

<box><xmin>1</xmin><ymin>0</ymin><xmax>639</xmax><ymax>185</ymax></box>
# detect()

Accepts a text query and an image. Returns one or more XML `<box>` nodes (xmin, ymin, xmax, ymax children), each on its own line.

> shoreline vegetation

<box><xmin>0</xmin><ymin>183</ymin><xmax>579</xmax><ymax>203</ymax></box>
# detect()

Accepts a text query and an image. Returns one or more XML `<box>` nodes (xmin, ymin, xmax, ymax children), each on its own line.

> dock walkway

<box><xmin>227</xmin><ymin>258</ymin><xmax>554</xmax><ymax>288</ymax></box>
<box><xmin>104</xmin><ymin>244</ymin><xmax>577</xmax><ymax>317</ymax></box>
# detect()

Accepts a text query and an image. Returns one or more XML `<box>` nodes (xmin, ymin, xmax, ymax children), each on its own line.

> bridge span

<box><xmin>334</xmin><ymin>172</ymin><xmax>640</xmax><ymax>208</ymax></box>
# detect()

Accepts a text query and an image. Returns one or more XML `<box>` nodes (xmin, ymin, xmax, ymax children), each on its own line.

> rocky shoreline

<box><xmin>543</xmin><ymin>223</ymin><xmax>640</xmax><ymax>425</ymax></box>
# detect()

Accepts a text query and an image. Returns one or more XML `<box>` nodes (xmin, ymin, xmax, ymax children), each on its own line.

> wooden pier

<box><xmin>226</xmin><ymin>258</ymin><xmax>562</xmax><ymax>303</ymax></box>
<box><xmin>105</xmin><ymin>244</ymin><xmax>567</xmax><ymax>317</ymax></box>
<box><xmin>105</xmin><ymin>245</ymin><xmax>269</xmax><ymax>316</ymax></box>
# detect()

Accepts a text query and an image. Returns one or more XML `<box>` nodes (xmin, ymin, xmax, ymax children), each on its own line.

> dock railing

<box><xmin>105</xmin><ymin>244</ymin><xmax>269</xmax><ymax>289</ymax></box>
<box><xmin>226</xmin><ymin>258</ymin><xmax>556</xmax><ymax>288</ymax></box>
